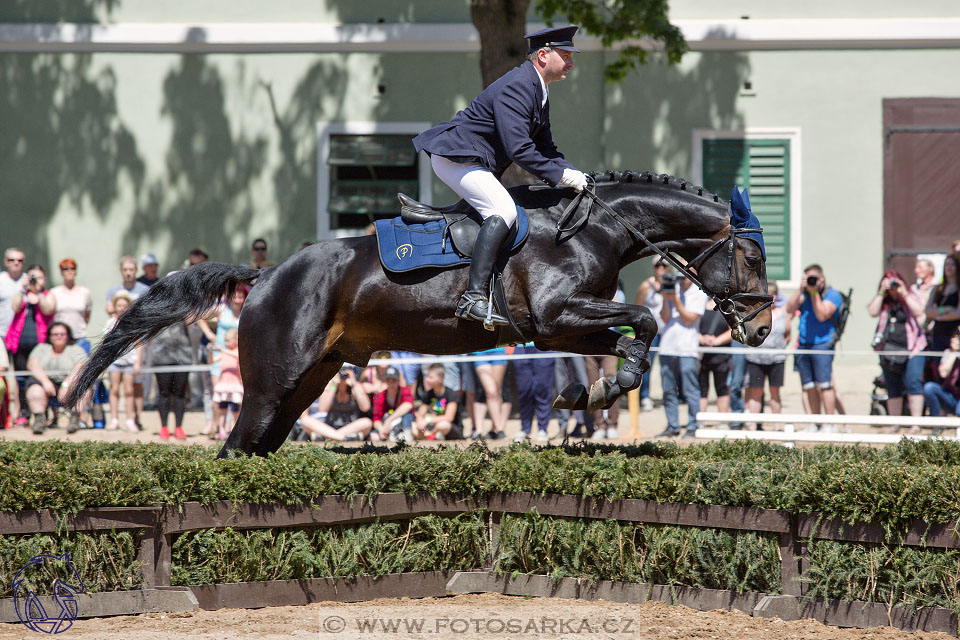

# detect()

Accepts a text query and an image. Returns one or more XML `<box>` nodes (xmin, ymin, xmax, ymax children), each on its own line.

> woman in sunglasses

<box><xmin>24</xmin><ymin>321</ymin><xmax>87</xmax><ymax>433</ymax></box>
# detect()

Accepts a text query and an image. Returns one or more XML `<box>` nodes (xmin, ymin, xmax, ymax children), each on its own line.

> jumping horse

<box><xmin>66</xmin><ymin>171</ymin><xmax>773</xmax><ymax>456</ymax></box>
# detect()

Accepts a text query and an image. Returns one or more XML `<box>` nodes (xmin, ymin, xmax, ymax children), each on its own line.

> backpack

<box><xmin>829</xmin><ymin>288</ymin><xmax>853</xmax><ymax>349</ymax></box>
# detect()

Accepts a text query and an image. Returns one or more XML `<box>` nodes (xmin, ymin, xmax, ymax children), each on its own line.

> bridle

<box><xmin>555</xmin><ymin>177</ymin><xmax>774</xmax><ymax>340</ymax></box>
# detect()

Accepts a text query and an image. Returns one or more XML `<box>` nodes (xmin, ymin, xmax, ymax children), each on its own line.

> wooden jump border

<box><xmin>1</xmin><ymin>492</ymin><xmax>958</xmax><ymax>634</ymax></box>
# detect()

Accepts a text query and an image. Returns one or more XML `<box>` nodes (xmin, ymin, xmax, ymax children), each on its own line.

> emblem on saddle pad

<box><xmin>396</xmin><ymin>244</ymin><xmax>413</xmax><ymax>260</ymax></box>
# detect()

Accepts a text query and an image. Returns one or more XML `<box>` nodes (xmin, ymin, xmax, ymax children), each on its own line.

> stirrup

<box><xmin>456</xmin><ymin>293</ymin><xmax>508</xmax><ymax>329</ymax></box>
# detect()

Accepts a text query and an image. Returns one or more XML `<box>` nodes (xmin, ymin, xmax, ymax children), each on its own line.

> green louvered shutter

<box><xmin>701</xmin><ymin>138</ymin><xmax>791</xmax><ymax>281</ymax></box>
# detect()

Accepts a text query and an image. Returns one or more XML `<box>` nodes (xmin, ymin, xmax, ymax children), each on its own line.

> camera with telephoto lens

<box><xmin>806</xmin><ymin>275</ymin><xmax>819</xmax><ymax>287</ymax></box>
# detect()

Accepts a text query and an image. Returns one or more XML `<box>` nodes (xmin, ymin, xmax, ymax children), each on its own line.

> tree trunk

<box><xmin>470</xmin><ymin>0</ymin><xmax>530</xmax><ymax>88</ymax></box>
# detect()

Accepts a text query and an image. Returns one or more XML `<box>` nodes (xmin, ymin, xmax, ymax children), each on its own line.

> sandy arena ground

<box><xmin>0</xmin><ymin>593</ymin><xmax>953</xmax><ymax>640</ymax></box>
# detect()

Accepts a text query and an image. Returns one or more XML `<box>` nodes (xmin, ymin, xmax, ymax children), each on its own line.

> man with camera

<box><xmin>785</xmin><ymin>264</ymin><xmax>844</xmax><ymax>430</ymax></box>
<box><xmin>634</xmin><ymin>257</ymin><xmax>670</xmax><ymax>412</ymax></box>
<box><xmin>655</xmin><ymin>273</ymin><xmax>707</xmax><ymax>437</ymax></box>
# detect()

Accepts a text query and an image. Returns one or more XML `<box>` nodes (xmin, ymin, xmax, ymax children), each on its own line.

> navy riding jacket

<box><xmin>413</xmin><ymin>61</ymin><xmax>574</xmax><ymax>185</ymax></box>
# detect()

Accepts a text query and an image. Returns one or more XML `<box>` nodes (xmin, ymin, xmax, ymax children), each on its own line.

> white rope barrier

<box><xmin>696</xmin><ymin>411</ymin><xmax>960</xmax><ymax>429</ymax></box>
<box><xmin>3</xmin><ymin>344</ymin><xmax>954</xmax><ymax>379</ymax></box>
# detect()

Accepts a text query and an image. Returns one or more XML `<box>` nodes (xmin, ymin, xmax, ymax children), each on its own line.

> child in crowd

<box><xmin>412</xmin><ymin>363</ymin><xmax>462</xmax><ymax>440</ymax></box>
<box><xmin>104</xmin><ymin>291</ymin><xmax>141</xmax><ymax>431</ymax></box>
<box><xmin>211</xmin><ymin>328</ymin><xmax>243</xmax><ymax>440</ymax></box>
<box><xmin>372</xmin><ymin>366</ymin><xmax>414</xmax><ymax>441</ymax></box>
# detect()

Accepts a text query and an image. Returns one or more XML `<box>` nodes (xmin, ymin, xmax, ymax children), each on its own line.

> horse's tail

<box><xmin>65</xmin><ymin>262</ymin><xmax>260</xmax><ymax>409</ymax></box>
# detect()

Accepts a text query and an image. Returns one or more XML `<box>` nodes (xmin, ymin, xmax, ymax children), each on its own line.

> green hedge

<box><xmin>4</xmin><ymin>439</ymin><xmax>960</xmax><ymax>526</ymax></box>
<box><xmin>171</xmin><ymin>513</ymin><xmax>487</xmax><ymax>585</ymax></box>
<box><xmin>0</xmin><ymin>531</ymin><xmax>141</xmax><ymax>598</ymax></box>
<box><xmin>495</xmin><ymin>511</ymin><xmax>780</xmax><ymax>594</ymax></box>
<box><xmin>0</xmin><ymin>441</ymin><xmax>488</xmax><ymax>512</ymax></box>
<box><xmin>3</xmin><ymin>439</ymin><xmax>960</xmax><ymax>611</ymax></box>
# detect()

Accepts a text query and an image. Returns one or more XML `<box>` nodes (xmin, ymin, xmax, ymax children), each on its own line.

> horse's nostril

<box><xmin>756</xmin><ymin>325</ymin><xmax>770</xmax><ymax>340</ymax></box>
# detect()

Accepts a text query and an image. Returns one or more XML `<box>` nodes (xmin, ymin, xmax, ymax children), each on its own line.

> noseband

<box><xmin>557</xmin><ymin>179</ymin><xmax>774</xmax><ymax>339</ymax></box>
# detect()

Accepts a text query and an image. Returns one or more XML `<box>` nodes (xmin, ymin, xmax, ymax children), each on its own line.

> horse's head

<box><xmin>687</xmin><ymin>187</ymin><xmax>773</xmax><ymax>346</ymax></box>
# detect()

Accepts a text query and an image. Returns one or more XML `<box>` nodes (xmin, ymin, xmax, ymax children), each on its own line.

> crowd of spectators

<box><xmin>638</xmin><ymin>243</ymin><xmax>960</xmax><ymax>437</ymax></box>
<box><xmin>3</xmin><ymin>235</ymin><xmax>960</xmax><ymax>442</ymax></box>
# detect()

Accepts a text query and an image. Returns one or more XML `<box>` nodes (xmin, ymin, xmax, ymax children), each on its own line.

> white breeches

<box><xmin>430</xmin><ymin>155</ymin><xmax>518</xmax><ymax>227</ymax></box>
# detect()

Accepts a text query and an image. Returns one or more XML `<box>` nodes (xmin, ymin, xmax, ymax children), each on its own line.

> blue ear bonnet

<box><xmin>730</xmin><ymin>186</ymin><xmax>765</xmax><ymax>260</ymax></box>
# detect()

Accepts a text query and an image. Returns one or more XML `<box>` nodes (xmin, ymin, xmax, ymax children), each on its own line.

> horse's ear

<box><xmin>729</xmin><ymin>186</ymin><xmax>743</xmax><ymax>221</ymax></box>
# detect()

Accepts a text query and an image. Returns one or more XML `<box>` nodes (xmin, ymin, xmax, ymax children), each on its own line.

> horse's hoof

<box><xmin>553</xmin><ymin>384</ymin><xmax>588</xmax><ymax>411</ymax></box>
<box><xmin>587</xmin><ymin>377</ymin><xmax>621</xmax><ymax>413</ymax></box>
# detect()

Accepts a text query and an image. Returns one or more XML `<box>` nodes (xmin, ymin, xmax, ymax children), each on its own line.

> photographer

<box><xmin>785</xmin><ymin>264</ymin><xmax>843</xmax><ymax>431</ymax></box>
<box><xmin>298</xmin><ymin>366</ymin><xmax>373</xmax><ymax>441</ymax></box>
<box><xmin>655</xmin><ymin>273</ymin><xmax>707</xmax><ymax>437</ymax></box>
<box><xmin>634</xmin><ymin>257</ymin><xmax>670</xmax><ymax>411</ymax></box>
<box><xmin>867</xmin><ymin>270</ymin><xmax>927</xmax><ymax>430</ymax></box>
<box><xmin>4</xmin><ymin>265</ymin><xmax>56</xmax><ymax>424</ymax></box>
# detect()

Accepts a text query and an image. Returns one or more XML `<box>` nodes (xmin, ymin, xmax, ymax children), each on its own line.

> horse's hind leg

<box><xmin>219</xmin><ymin>356</ymin><xmax>342</xmax><ymax>457</ymax></box>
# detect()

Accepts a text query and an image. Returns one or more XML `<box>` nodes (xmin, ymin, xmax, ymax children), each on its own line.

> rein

<box><xmin>556</xmin><ymin>178</ymin><xmax>774</xmax><ymax>339</ymax></box>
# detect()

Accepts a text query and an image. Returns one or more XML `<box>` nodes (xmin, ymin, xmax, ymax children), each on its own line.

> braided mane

<box><xmin>588</xmin><ymin>170</ymin><xmax>726</xmax><ymax>206</ymax></box>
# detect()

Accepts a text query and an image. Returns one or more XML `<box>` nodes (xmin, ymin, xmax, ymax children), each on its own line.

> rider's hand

<box><xmin>559</xmin><ymin>168</ymin><xmax>587</xmax><ymax>193</ymax></box>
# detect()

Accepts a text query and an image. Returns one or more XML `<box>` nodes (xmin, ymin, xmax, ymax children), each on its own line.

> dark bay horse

<box><xmin>67</xmin><ymin>171</ymin><xmax>772</xmax><ymax>456</ymax></box>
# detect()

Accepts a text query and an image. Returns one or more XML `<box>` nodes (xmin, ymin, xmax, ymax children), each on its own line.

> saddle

<box><xmin>397</xmin><ymin>193</ymin><xmax>519</xmax><ymax>258</ymax></box>
<box><xmin>374</xmin><ymin>193</ymin><xmax>528</xmax><ymax>343</ymax></box>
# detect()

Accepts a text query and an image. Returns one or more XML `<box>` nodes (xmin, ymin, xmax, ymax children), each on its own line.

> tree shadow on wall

<box><xmin>0</xmin><ymin>0</ymin><xmax>119</xmax><ymax>22</ymax></box>
<box><xmin>125</xmin><ymin>54</ymin><xmax>268</xmax><ymax>265</ymax></box>
<box><xmin>0</xmin><ymin>0</ymin><xmax>144</xmax><ymax>269</ymax></box>
<box><xmin>603</xmin><ymin>46</ymin><xmax>751</xmax><ymax>178</ymax></box>
<box><xmin>260</xmin><ymin>60</ymin><xmax>348</xmax><ymax>243</ymax></box>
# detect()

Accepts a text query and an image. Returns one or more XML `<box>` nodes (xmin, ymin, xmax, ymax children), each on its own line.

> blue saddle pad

<box><xmin>375</xmin><ymin>205</ymin><xmax>528</xmax><ymax>273</ymax></box>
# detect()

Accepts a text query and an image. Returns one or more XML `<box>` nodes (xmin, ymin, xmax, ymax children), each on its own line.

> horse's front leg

<box><xmin>534</xmin><ymin>294</ymin><xmax>658</xmax><ymax>412</ymax></box>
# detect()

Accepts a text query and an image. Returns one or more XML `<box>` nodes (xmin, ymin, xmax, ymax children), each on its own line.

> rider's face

<box><xmin>541</xmin><ymin>48</ymin><xmax>574</xmax><ymax>84</ymax></box>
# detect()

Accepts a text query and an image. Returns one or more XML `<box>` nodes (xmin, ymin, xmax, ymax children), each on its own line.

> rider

<box><xmin>413</xmin><ymin>25</ymin><xmax>588</xmax><ymax>327</ymax></box>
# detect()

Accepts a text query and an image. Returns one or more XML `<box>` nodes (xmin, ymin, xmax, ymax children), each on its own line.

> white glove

<box><xmin>559</xmin><ymin>168</ymin><xmax>588</xmax><ymax>192</ymax></box>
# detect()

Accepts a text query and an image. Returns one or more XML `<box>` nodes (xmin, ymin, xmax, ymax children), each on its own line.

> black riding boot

<box><xmin>456</xmin><ymin>215</ymin><xmax>511</xmax><ymax>327</ymax></box>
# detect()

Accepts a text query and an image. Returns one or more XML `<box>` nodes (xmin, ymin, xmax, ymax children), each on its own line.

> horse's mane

<box><xmin>588</xmin><ymin>170</ymin><xmax>727</xmax><ymax>207</ymax></box>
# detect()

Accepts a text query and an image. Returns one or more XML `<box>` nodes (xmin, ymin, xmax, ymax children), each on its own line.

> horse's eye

<box><xmin>744</xmin><ymin>256</ymin><xmax>760</xmax><ymax>268</ymax></box>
